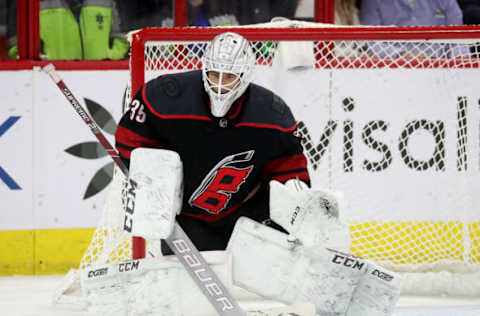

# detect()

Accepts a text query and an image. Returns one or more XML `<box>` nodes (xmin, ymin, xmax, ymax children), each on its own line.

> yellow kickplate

<box><xmin>0</xmin><ymin>228</ymin><xmax>94</xmax><ymax>275</ymax></box>
<box><xmin>1</xmin><ymin>222</ymin><xmax>480</xmax><ymax>275</ymax></box>
<box><xmin>0</xmin><ymin>230</ymin><xmax>35</xmax><ymax>275</ymax></box>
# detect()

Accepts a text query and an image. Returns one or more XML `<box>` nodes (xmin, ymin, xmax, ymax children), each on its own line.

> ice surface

<box><xmin>1</xmin><ymin>275</ymin><xmax>480</xmax><ymax>316</ymax></box>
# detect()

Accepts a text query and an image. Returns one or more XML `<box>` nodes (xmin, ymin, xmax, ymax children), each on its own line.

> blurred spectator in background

<box><xmin>6</xmin><ymin>0</ymin><xmax>15</xmax><ymax>59</ymax></box>
<box><xmin>0</xmin><ymin>0</ymin><xmax>7</xmax><ymax>59</ymax></box>
<box><xmin>187</xmin><ymin>0</ymin><xmax>300</xmax><ymax>27</ymax></box>
<box><xmin>117</xmin><ymin>0</ymin><xmax>173</xmax><ymax>30</ymax></box>
<box><xmin>7</xmin><ymin>0</ymin><xmax>128</xmax><ymax>60</ymax></box>
<box><xmin>331</xmin><ymin>0</ymin><xmax>360</xmax><ymax>57</ymax></box>
<box><xmin>295</xmin><ymin>0</ymin><xmax>360</xmax><ymax>23</ymax></box>
<box><xmin>360</xmin><ymin>0</ymin><xmax>463</xmax><ymax>26</ymax></box>
<box><xmin>359</xmin><ymin>0</ymin><xmax>466</xmax><ymax>58</ymax></box>
<box><xmin>335</xmin><ymin>0</ymin><xmax>359</xmax><ymax>25</ymax></box>
<box><xmin>187</xmin><ymin>0</ymin><xmax>239</xmax><ymax>26</ymax></box>
<box><xmin>458</xmin><ymin>0</ymin><xmax>480</xmax><ymax>57</ymax></box>
<box><xmin>458</xmin><ymin>0</ymin><xmax>480</xmax><ymax>24</ymax></box>
<box><xmin>294</xmin><ymin>0</ymin><xmax>314</xmax><ymax>20</ymax></box>
<box><xmin>236</xmin><ymin>0</ymin><xmax>300</xmax><ymax>25</ymax></box>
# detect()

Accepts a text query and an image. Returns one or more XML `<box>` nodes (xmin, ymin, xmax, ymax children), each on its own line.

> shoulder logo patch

<box><xmin>162</xmin><ymin>77</ymin><xmax>181</xmax><ymax>97</ymax></box>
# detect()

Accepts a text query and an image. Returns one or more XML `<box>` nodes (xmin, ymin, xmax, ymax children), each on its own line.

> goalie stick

<box><xmin>42</xmin><ymin>64</ymin><xmax>315</xmax><ymax>316</ymax></box>
<box><xmin>42</xmin><ymin>63</ymin><xmax>244</xmax><ymax>316</ymax></box>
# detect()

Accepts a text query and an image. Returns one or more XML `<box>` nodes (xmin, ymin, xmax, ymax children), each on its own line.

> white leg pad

<box><xmin>81</xmin><ymin>252</ymin><xmax>261</xmax><ymax>316</ymax></box>
<box><xmin>346</xmin><ymin>261</ymin><xmax>402</xmax><ymax>316</ymax></box>
<box><xmin>227</xmin><ymin>217</ymin><xmax>367</xmax><ymax>315</ymax></box>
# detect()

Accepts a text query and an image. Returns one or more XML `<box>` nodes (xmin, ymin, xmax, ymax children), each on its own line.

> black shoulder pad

<box><xmin>271</xmin><ymin>94</ymin><xmax>286</xmax><ymax>115</ymax></box>
<box><xmin>161</xmin><ymin>75</ymin><xmax>181</xmax><ymax>97</ymax></box>
<box><xmin>143</xmin><ymin>70</ymin><xmax>209</xmax><ymax>117</ymax></box>
<box><xmin>240</xmin><ymin>83</ymin><xmax>296</xmax><ymax>131</ymax></box>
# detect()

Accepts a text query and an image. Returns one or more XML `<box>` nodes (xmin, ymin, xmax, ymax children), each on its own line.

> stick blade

<box><xmin>247</xmin><ymin>302</ymin><xmax>316</xmax><ymax>316</ymax></box>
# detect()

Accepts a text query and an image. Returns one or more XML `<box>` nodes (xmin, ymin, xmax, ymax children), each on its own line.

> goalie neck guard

<box><xmin>202</xmin><ymin>32</ymin><xmax>255</xmax><ymax>117</ymax></box>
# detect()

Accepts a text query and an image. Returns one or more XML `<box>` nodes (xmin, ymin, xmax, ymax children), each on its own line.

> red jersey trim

<box><xmin>234</xmin><ymin>121</ymin><xmax>297</xmax><ymax>132</ymax></box>
<box><xmin>115</xmin><ymin>125</ymin><xmax>164</xmax><ymax>148</ymax></box>
<box><xmin>263</xmin><ymin>154</ymin><xmax>309</xmax><ymax>176</ymax></box>
<box><xmin>182</xmin><ymin>202</ymin><xmax>243</xmax><ymax>223</ymax></box>
<box><xmin>142</xmin><ymin>83</ymin><xmax>212</xmax><ymax>121</ymax></box>
<box><xmin>203</xmin><ymin>91</ymin><xmax>245</xmax><ymax>120</ymax></box>
<box><xmin>227</xmin><ymin>94</ymin><xmax>246</xmax><ymax>120</ymax></box>
<box><xmin>117</xmin><ymin>146</ymin><xmax>133</xmax><ymax>160</ymax></box>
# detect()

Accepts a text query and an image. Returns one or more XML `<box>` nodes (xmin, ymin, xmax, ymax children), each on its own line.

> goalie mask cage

<box><xmin>62</xmin><ymin>22</ymin><xmax>480</xmax><ymax>305</ymax></box>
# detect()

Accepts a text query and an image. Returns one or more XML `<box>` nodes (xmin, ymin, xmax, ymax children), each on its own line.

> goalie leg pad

<box><xmin>227</xmin><ymin>217</ymin><xmax>367</xmax><ymax>316</ymax></box>
<box><xmin>82</xmin><ymin>258</ymin><xmax>212</xmax><ymax>316</ymax></box>
<box><xmin>126</xmin><ymin>148</ymin><xmax>183</xmax><ymax>239</ymax></box>
<box><xmin>81</xmin><ymin>252</ymin><xmax>260</xmax><ymax>316</ymax></box>
<box><xmin>346</xmin><ymin>261</ymin><xmax>402</xmax><ymax>316</ymax></box>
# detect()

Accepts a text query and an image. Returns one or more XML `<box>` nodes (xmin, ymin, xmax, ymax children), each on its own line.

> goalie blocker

<box><xmin>124</xmin><ymin>148</ymin><xmax>183</xmax><ymax>240</ymax></box>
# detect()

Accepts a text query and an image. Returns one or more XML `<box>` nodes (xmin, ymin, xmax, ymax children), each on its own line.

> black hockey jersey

<box><xmin>116</xmin><ymin>70</ymin><xmax>310</xmax><ymax>251</ymax></box>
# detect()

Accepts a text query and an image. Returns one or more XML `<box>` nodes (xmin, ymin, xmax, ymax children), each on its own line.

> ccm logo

<box><xmin>119</xmin><ymin>260</ymin><xmax>140</xmax><ymax>272</ymax></box>
<box><xmin>172</xmin><ymin>239</ymin><xmax>234</xmax><ymax>312</ymax></box>
<box><xmin>88</xmin><ymin>268</ymin><xmax>108</xmax><ymax>278</ymax></box>
<box><xmin>290</xmin><ymin>206</ymin><xmax>301</xmax><ymax>225</ymax></box>
<box><xmin>371</xmin><ymin>269</ymin><xmax>394</xmax><ymax>282</ymax></box>
<box><xmin>332</xmin><ymin>254</ymin><xmax>365</xmax><ymax>270</ymax></box>
<box><xmin>123</xmin><ymin>179</ymin><xmax>138</xmax><ymax>232</ymax></box>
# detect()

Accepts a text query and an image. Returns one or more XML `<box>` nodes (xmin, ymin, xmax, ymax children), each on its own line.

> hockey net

<box><xmin>58</xmin><ymin>20</ymin><xmax>480</xmax><ymax>305</ymax></box>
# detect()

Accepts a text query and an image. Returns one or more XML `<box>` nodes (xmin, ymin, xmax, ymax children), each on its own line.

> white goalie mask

<box><xmin>202</xmin><ymin>32</ymin><xmax>255</xmax><ymax>117</ymax></box>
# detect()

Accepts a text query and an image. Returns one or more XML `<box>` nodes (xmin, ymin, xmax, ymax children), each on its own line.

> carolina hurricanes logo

<box><xmin>189</xmin><ymin>150</ymin><xmax>254</xmax><ymax>214</ymax></box>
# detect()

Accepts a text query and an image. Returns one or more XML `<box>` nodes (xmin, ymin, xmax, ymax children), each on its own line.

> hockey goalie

<box><xmin>80</xmin><ymin>32</ymin><xmax>401</xmax><ymax>316</ymax></box>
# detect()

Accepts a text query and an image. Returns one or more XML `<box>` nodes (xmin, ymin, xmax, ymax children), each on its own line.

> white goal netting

<box><xmin>59</xmin><ymin>21</ymin><xmax>480</xmax><ymax>305</ymax></box>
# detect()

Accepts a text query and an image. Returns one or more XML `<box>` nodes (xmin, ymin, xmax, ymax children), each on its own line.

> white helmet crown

<box><xmin>202</xmin><ymin>32</ymin><xmax>255</xmax><ymax>117</ymax></box>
